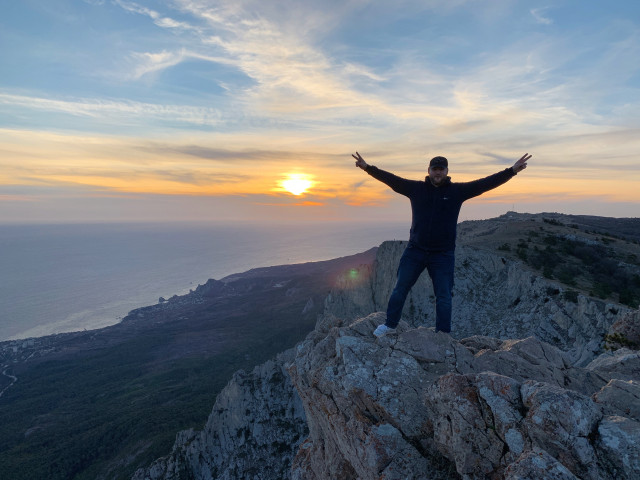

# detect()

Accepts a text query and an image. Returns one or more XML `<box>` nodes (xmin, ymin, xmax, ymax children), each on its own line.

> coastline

<box><xmin>0</xmin><ymin>221</ymin><xmax>408</xmax><ymax>341</ymax></box>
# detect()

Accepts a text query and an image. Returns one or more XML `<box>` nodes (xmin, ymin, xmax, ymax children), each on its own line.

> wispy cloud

<box><xmin>130</xmin><ymin>48</ymin><xmax>237</xmax><ymax>80</ymax></box>
<box><xmin>0</xmin><ymin>194</ymin><xmax>38</xmax><ymax>202</ymax></box>
<box><xmin>115</xmin><ymin>0</ymin><xmax>198</xmax><ymax>32</ymax></box>
<box><xmin>0</xmin><ymin>93</ymin><xmax>223</xmax><ymax>126</ymax></box>
<box><xmin>130</xmin><ymin>50</ymin><xmax>187</xmax><ymax>79</ymax></box>
<box><xmin>530</xmin><ymin>7</ymin><xmax>553</xmax><ymax>25</ymax></box>
<box><xmin>115</xmin><ymin>0</ymin><xmax>389</xmax><ymax>120</ymax></box>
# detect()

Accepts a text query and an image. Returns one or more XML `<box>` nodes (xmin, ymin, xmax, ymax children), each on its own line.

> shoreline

<box><xmin>0</xmin><ymin>221</ymin><xmax>408</xmax><ymax>342</ymax></box>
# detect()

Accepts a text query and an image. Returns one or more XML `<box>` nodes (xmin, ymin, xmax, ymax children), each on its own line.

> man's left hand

<box><xmin>512</xmin><ymin>153</ymin><xmax>532</xmax><ymax>174</ymax></box>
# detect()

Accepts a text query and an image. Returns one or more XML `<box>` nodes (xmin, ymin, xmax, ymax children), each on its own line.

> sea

<box><xmin>0</xmin><ymin>221</ymin><xmax>408</xmax><ymax>341</ymax></box>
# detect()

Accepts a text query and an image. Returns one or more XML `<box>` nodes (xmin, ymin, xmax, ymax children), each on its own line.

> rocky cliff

<box><xmin>132</xmin><ymin>348</ymin><xmax>307</xmax><ymax>480</ymax></box>
<box><xmin>288</xmin><ymin>312</ymin><xmax>640</xmax><ymax>479</ymax></box>
<box><xmin>135</xmin><ymin>234</ymin><xmax>640</xmax><ymax>479</ymax></box>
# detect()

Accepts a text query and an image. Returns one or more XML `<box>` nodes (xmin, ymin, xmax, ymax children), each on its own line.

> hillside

<box><xmin>458</xmin><ymin>212</ymin><xmax>640</xmax><ymax>310</ymax></box>
<box><xmin>0</xmin><ymin>248</ymin><xmax>377</xmax><ymax>480</ymax></box>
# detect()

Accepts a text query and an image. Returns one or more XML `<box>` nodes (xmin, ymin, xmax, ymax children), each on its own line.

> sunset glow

<box><xmin>281</xmin><ymin>174</ymin><xmax>314</xmax><ymax>196</ymax></box>
<box><xmin>1</xmin><ymin>2</ymin><xmax>639</xmax><ymax>223</ymax></box>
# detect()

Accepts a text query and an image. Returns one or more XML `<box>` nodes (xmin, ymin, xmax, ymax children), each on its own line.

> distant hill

<box><xmin>458</xmin><ymin>212</ymin><xmax>640</xmax><ymax>309</ymax></box>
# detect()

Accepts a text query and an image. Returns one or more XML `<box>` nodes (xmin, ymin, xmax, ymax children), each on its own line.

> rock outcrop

<box><xmin>288</xmin><ymin>312</ymin><xmax>640</xmax><ymax>479</ymax></box>
<box><xmin>324</xmin><ymin>241</ymin><xmax>630</xmax><ymax>366</ymax></box>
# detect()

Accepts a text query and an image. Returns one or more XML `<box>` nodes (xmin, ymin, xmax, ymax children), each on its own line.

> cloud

<box><xmin>109</xmin><ymin>0</ymin><xmax>408</xmax><ymax>132</ymax></box>
<box><xmin>37</xmin><ymin>0</ymin><xmax>624</xmax><ymax>138</ymax></box>
<box><xmin>341</xmin><ymin>63</ymin><xmax>387</xmax><ymax>82</ymax></box>
<box><xmin>115</xmin><ymin>0</ymin><xmax>197</xmax><ymax>32</ymax></box>
<box><xmin>115</xmin><ymin>0</ymin><xmax>387</xmax><ymax>119</ymax></box>
<box><xmin>0</xmin><ymin>194</ymin><xmax>39</xmax><ymax>202</ymax></box>
<box><xmin>530</xmin><ymin>8</ymin><xmax>553</xmax><ymax>25</ymax></box>
<box><xmin>130</xmin><ymin>50</ymin><xmax>187</xmax><ymax>79</ymax></box>
<box><xmin>0</xmin><ymin>92</ymin><xmax>223</xmax><ymax>126</ymax></box>
<box><xmin>157</xmin><ymin>144</ymin><xmax>267</xmax><ymax>161</ymax></box>
<box><xmin>137</xmin><ymin>142</ymin><xmax>334</xmax><ymax>165</ymax></box>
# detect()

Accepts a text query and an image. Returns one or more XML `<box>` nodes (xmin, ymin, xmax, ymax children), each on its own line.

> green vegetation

<box><xmin>0</xmin><ymin>334</ymin><xmax>278</xmax><ymax>480</ymax></box>
<box><xmin>604</xmin><ymin>332</ymin><xmax>639</xmax><ymax>351</ymax></box>
<box><xmin>543</xmin><ymin>217</ymin><xmax>564</xmax><ymax>226</ymax></box>
<box><xmin>563</xmin><ymin>290</ymin><xmax>579</xmax><ymax>303</ymax></box>
<box><xmin>512</xmin><ymin>233</ymin><xmax>640</xmax><ymax>308</ymax></box>
<box><xmin>515</xmin><ymin>238</ymin><xmax>528</xmax><ymax>262</ymax></box>
<box><xmin>498</xmin><ymin>243</ymin><xmax>511</xmax><ymax>252</ymax></box>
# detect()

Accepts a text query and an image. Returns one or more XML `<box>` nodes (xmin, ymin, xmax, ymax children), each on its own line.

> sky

<box><xmin>1</xmin><ymin>0</ymin><xmax>639</xmax><ymax>224</ymax></box>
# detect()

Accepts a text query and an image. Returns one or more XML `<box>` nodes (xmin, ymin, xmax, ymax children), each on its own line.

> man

<box><xmin>352</xmin><ymin>151</ymin><xmax>531</xmax><ymax>337</ymax></box>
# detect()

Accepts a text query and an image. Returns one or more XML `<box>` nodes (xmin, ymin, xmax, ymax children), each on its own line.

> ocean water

<box><xmin>0</xmin><ymin>221</ymin><xmax>407</xmax><ymax>341</ymax></box>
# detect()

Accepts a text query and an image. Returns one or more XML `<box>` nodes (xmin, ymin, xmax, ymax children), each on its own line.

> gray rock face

<box><xmin>586</xmin><ymin>347</ymin><xmax>640</xmax><ymax>381</ymax></box>
<box><xmin>323</xmin><ymin>241</ymin><xmax>630</xmax><ymax>366</ymax></box>
<box><xmin>132</xmin><ymin>349</ymin><xmax>307</xmax><ymax>480</ymax></box>
<box><xmin>503</xmin><ymin>448</ymin><xmax>580</xmax><ymax>480</ymax></box>
<box><xmin>593</xmin><ymin>379</ymin><xmax>640</xmax><ymax>421</ymax></box>
<box><xmin>288</xmin><ymin>312</ymin><xmax>640</xmax><ymax>479</ymax></box>
<box><xmin>596</xmin><ymin>416</ymin><xmax>640</xmax><ymax>478</ymax></box>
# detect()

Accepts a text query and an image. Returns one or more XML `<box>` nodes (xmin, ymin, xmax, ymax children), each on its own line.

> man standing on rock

<box><xmin>353</xmin><ymin>151</ymin><xmax>531</xmax><ymax>337</ymax></box>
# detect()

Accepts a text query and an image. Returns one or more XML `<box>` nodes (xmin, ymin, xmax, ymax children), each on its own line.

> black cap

<box><xmin>429</xmin><ymin>156</ymin><xmax>448</xmax><ymax>169</ymax></box>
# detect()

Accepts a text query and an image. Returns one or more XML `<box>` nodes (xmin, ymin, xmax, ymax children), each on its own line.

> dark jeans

<box><xmin>385</xmin><ymin>245</ymin><xmax>455</xmax><ymax>333</ymax></box>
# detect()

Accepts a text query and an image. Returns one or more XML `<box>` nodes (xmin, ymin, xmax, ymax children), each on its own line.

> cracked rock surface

<box><xmin>288</xmin><ymin>312</ymin><xmax>640</xmax><ymax>480</ymax></box>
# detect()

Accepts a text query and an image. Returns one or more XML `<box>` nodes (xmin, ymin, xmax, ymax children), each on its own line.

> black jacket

<box><xmin>366</xmin><ymin>165</ymin><xmax>516</xmax><ymax>252</ymax></box>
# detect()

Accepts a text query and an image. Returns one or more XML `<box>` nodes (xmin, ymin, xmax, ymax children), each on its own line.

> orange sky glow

<box><xmin>2</xmin><ymin>125</ymin><xmax>639</xmax><ymax>223</ymax></box>
<box><xmin>1</xmin><ymin>1</ymin><xmax>639</xmax><ymax>223</ymax></box>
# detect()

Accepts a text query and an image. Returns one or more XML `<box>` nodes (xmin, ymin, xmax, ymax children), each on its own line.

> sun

<box><xmin>281</xmin><ymin>173</ymin><xmax>313</xmax><ymax>196</ymax></box>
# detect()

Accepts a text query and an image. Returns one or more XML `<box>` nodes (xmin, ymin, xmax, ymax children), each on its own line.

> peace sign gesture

<box><xmin>352</xmin><ymin>151</ymin><xmax>369</xmax><ymax>170</ymax></box>
<box><xmin>512</xmin><ymin>153</ymin><xmax>531</xmax><ymax>174</ymax></box>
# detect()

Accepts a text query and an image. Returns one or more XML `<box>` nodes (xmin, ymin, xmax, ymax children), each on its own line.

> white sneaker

<box><xmin>373</xmin><ymin>324</ymin><xmax>396</xmax><ymax>338</ymax></box>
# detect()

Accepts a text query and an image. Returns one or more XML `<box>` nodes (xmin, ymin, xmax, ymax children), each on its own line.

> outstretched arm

<box><xmin>351</xmin><ymin>151</ymin><xmax>413</xmax><ymax>196</ymax></box>
<box><xmin>511</xmin><ymin>153</ymin><xmax>531</xmax><ymax>174</ymax></box>
<box><xmin>460</xmin><ymin>153</ymin><xmax>533</xmax><ymax>201</ymax></box>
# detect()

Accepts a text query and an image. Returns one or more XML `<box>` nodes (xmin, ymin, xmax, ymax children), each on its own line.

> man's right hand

<box><xmin>352</xmin><ymin>151</ymin><xmax>368</xmax><ymax>170</ymax></box>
